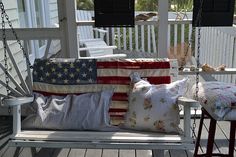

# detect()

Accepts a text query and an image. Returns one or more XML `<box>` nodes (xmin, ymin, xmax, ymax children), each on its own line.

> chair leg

<box><xmin>194</xmin><ymin>110</ymin><xmax>205</xmax><ymax>157</ymax></box>
<box><xmin>206</xmin><ymin>117</ymin><xmax>217</xmax><ymax>157</ymax></box>
<box><xmin>228</xmin><ymin>121</ymin><xmax>236</xmax><ymax>157</ymax></box>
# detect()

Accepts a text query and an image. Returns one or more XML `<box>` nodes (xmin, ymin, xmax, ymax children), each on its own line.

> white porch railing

<box><xmin>76</xmin><ymin>10</ymin><xmax>193</xmax><ymax>54</ymax></box>
<box><xmin>102</xmin><ymin>19</ymin><xmax>192</xmax><ymax>54</ymax></box>
<box><xmin>199</xmin><ymin>27</ymin><xmax>236</xmax><ymax>84</ymax></box>
<box><xmin>77</xmin><ymin>10</ymin><xmax>236</xmax><ymax>83</ymax></box>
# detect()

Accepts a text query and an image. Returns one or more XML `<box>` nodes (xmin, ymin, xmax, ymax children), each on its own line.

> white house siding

<box><xmin>0</xmin><ymin>0</ymin><xmax>27</xmax><ymax>97</ymax></box>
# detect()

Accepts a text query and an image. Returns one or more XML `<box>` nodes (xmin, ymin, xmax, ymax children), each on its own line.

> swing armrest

<box><xmin>2</xmin><ymin>97</ymin><xmax>34</xmax><ymax>107</ymax></box>
<box><xmin>177</xmin><ymin>97</ymin><xmax>200</xmax><ymax>138</ymax></box>
<box><xmin>93</xmin><ymin>28</ymin><xmax>107</xmax><ymax>34</ymax></box>
<box><xmin>178</xmin><ymin>96</ymin><xmax>199</xmax><ymax>108</ymax></box>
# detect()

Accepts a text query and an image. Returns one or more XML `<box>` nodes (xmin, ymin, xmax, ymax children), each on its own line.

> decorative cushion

<box><xmin>22</xmin><ymin>90</ymin><xmax>118</xmax><ymax>131</ymax></box>
<box><xmin>123</xmin><ymin>72</ymin><xmax>188</xmax><ymax>133</ymax></box>
<box><xmin>191</xmin><ymin>81</ymin><xmax>236</xmax><ymax>120</ymax></box>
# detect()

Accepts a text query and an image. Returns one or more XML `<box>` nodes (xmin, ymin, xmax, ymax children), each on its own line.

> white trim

<box><xmin>158</xmin><ymin>0</ymin><xmax>168</xmax><ymax>58</ymax></box>
<box><xmin>0</xmin><ymin>28</ymin><xmax>61</xmax><ymax>40</ymax></box>
<box><xmin>65</xmin><ymin>0</ymin><xmax>78</xmax><ymax>58</ymax></box>
<box><xmin>57</xmin><ymin>0</ymin><xmax>78</xmax><ymax>58</ymax></box>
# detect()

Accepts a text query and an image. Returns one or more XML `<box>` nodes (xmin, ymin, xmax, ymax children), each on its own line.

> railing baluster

<box><xmin>111</xmin><ymin>28</ymin><xmax>115</xmax><ymax>46</ymax></box>
<box><xmin>167</xmin><ymin>24</ymin><xmax>170</xmax><ymax>51</ymax></box>
<box><xmin>123</xmin><ymin>28</ymin><xmax>127</xmax><ymax>50</ymax></box>
<box><xmin>229</xmin><ymin>36</ymin><xmax>235</xmax><ymax>83</ymax></box>
<box><xmin>141</xmin><ymin>25</ymin><xmax>145</xmax><ymax>52</ymax></box>
<box><xmin>147</xmin><ymin>25</ymin><xmax>151</xmax><ymax>53</ymax></box>
<box><xmin>151</xmin><ymin>25</ymin><xmax>157</xmax><ymax>53</ymax></box>
<box><xmin>232</xmin><ymin>37</ymin><xmax>236</xmax><ymax>84</ymax></box>
<box><xmin>174</xmin><ymin>24</ymin><xmax>178</xmax><ymax>55</ymax></box>
<box><xmin>225</xmin><ymin>34</ymin><xmax>231</xmax><ymax>83</ymax></box>
<box><xmin>129</xmin><ymin>28</ymin><xmax>133</xmax><ymax>51</ymax></box>
<box><xmin>105</xmin><ymin>28</ymin><xmax>110</xmax><ymax>45</ymax></box>
<box><xmin>188</xmin><ymin>24</ymin><xmax>192</xmax><ymax>46</ymax></box>
<box><xmin>212</xmin><ymin>28</ymin><xmax>217</xmax><ymax>68</ymax></box>
<box><xmin>117</xmin><ymin>28</ymin><xmax>121</xmax><ymax>49</ymax></box>
<box><xmin>216</xmin><ymin>29</ymin><xmax>221</xmax><ymax>81</ymax></box>
<box><xmin>181</xmin><ymin>24</ymin><xmax>185</xmax><ymax>56</ymax></box>
<box><xmin>135</xmin><ymin>25</ymin><xmax>139</xmax><ymax>51</ymax></box>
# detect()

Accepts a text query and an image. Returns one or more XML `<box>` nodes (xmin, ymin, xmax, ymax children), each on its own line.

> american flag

<box><xmin>33</xmin><ymin>58</ymin><xmax>175</xmax><ymax>125</ymax></box>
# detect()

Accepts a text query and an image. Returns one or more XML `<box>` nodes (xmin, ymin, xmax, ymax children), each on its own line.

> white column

<box><xmin>158</xmin><ymin>0</ymin><xmax>168</xmax><ymax>58</ymax></box>
<box><xmin>57</xmin><ymin>0</ymin><xmax>78</xmax><ymax>58</ymax></box>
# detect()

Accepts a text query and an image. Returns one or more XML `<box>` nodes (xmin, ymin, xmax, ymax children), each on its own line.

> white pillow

<box><xmin>191</xmin><ymin>81</ymin><xmax>236</xmax><ymax>120</ymax></box>
<box><xmin>123</xmin><ymin>73</ymin><xmax>188</xmax><ymax>133</ymax></box>
<box><xmin>22</xmin><ymin>90</ymin><xmax>118</xmax><ymax>131</ymax></box>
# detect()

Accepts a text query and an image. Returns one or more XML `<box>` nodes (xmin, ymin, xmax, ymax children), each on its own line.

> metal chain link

<box><xmin>195</xmin><ymin>0</ymin><xmax>204</xmax><ymax>101</ymax></box>
<box><xmin>1</xmin><ymin>3</ymin><xmax>12</xmax><ymax>114</ymax></box>
<box><xmin>1</xmin><ymin>3</ymin><xmax>10</xmax><ymax>97</ymax></box>
<box><xmin>185</xmin><ymin>0</ymin><xmax>203</xmax><ymax>139</ymax></box>
<box><xmin>0</xmin><ymin>2</ymin><xmax>32</xmax><ymax>69</ymax></box>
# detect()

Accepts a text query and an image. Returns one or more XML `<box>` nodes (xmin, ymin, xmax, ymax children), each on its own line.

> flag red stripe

<box><xmin>112</xmin><ymin>93</ymin><xmax>128</xmax><ymax>101</ymax></box>
<box><xmin>32</xmin><ymin>91</ymin><xmax>128</xmax><ymax>101</ymax></box>
<box><xmin>109</xmin><ymin>108</ymin><xmax>127</xmax><ymax>112</ymax></box>
<box><xmin>97</xmin><ymin>61</ymin><xmax>170</xmax><ymax>69</ymax></box>
<box><xmin>110</xmin><ymin>115</ymin><xmax>125</xmax><ymax>118</ymax></box>
<box><xmin>97</xmin><ymin>77</ymin><xmax>130</xmax><ymax>84</ymax></box>
<box><xmin>97</xmin><ymin>76</ymin><xmax>171</xmax><ymax>85</ymax></box>
<box><xmin>146</xmin><ymin>76</ymin><xmax>171</xmax><ymax>84</ymax></box>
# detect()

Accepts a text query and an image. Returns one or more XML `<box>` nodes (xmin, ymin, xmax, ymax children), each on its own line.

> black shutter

<box><xmin>94</xmin><ymin>0</ymin><xmax>135</xmax><ymax>27</ymax></box>
<box><xmin>193</xmin><ymin>0</ymin><xmax>235</xmax><ymax>27</ymax></box>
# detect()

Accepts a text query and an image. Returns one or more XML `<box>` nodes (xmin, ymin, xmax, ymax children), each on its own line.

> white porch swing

<box><xmin>2</xmin><ymin>0</ymin><xmax>235</xmax><ymax>156</ymax></box>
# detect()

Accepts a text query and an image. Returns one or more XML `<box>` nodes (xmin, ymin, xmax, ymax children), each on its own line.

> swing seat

<box><xmin>6</xmin><ymin>58</ymin><xmax>199</xmax><ymax>156</ymax></box>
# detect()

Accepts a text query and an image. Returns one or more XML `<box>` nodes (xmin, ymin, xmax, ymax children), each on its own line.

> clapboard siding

<box><xmin>0</xmin><ymin>0</ymin><xmax>27</xmax><ymax>100</ymax></box>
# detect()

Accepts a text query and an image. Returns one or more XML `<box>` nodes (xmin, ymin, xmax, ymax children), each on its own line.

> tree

<box><xmin>135</xmin><ymin>0</ymin><xmax>158</xmax><ymax>11</ymax></box>
<box><xmin>77</xmin><ymin>0</ymin><xmax>94</xmax><ymax>10</ymax></box>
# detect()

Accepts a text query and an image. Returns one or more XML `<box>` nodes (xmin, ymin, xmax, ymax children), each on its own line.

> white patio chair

<box><xmin>77</xmin><ymin>10</ymin><xmax>124</xmax><ymax>58</ymax></box>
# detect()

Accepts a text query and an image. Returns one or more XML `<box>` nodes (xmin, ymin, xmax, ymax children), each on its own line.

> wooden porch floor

<box><xmin>0</xmin><ymin>117</ymin><xmax>235</xmax><ymax>157</ymax></box>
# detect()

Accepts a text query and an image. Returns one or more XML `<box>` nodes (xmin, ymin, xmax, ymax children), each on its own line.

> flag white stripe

<box><xmin>33</xmin><ymin>83</ymin><xmax>129</xmax><ymax>94</ymax></box>
<box><xmin>110</xmin><ymin>101</ymin><xmax>128</xmax><ymax>109</ymax></box>
<box><xmin>97</xmin><ymin>68</ymin><xmax>170</xmax><ymax>77</ymax></box>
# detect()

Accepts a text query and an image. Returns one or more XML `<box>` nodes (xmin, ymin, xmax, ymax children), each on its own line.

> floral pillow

<box><xmin>123</xmin><ymin>72</ymin><xmax>188</xmax><ymax>133</ymax></box>
<box><xmin>191</xmin><ymin>81</ymin><xmax>236</xmax><ymax>120</ymax></box>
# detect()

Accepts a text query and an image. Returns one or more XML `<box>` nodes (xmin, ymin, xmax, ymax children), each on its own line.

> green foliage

<box><xmin>135</xmin><ymin>0</ymin><xmax>193</xmax><ymax>12</ymax></box>
<box><xmin>170</xmin><ymin>0</ymin><xmax>193</xmax><ymax>12</ymax></box>
<box><xmin>135</xmin><ymin>0</ymin><xmax>158</xmax><ymax>11</ymax></box>
<box><xmin>76</xmin><ymin>0</ymin><xmax>194</xmax><ymax>12</ymax></box>
<box><xmin>77</xmin><ymin>0</ymin><xmax>94</xmax><ymax>10</ymax></box>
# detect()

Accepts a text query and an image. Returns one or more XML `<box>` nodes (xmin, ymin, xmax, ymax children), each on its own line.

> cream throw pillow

<box><xmin>123</xmin><ymin>73</ymin><xmax>188</xmax><ymax>133</ymax></box>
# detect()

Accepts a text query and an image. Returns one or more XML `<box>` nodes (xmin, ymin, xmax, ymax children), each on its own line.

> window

<box><xmin>17</xmin><ymin>0</ymin><xmax>49</xmax><ymax>60</ymax></box>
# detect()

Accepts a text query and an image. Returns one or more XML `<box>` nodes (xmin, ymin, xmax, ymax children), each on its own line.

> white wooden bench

<box><xmin>3</xmin><ymin>58</ymin><xmax>198</xmax><ymax>157</ymax></box>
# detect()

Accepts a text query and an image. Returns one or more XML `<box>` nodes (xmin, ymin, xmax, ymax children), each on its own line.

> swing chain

<box><xmin>195</xmin><ymin>0</ymin><xmax>204</xmax><ymax>101</ymax></box>
<box><xmin>1</xmin><ymin>3</ymin><xmax>10</xmax><ymax>97</ymax></box>
<box><xmin>0</xmin><ymin>2</ymin><xmax>32</xmax><ymax>69</ymax></box>
<box><xmin>183</xmin><ymin>0</ymin><xmax>203</xmax><ymax>139</ymax></box>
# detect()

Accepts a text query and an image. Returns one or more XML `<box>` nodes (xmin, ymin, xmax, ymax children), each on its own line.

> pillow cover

<box><xmin>22</xmin><ymin>90</ymin><xmax>118</xmax><ymax>131</ymax></box>
<box><xmin>123</xmin><ymin>72</ymin><xmax>188</xmax><ymax>133</ymax></box>
<box><xmin>191</xmin><ymin>81</ymin><xmax>236</xmax><ymax>120</ymax></box>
